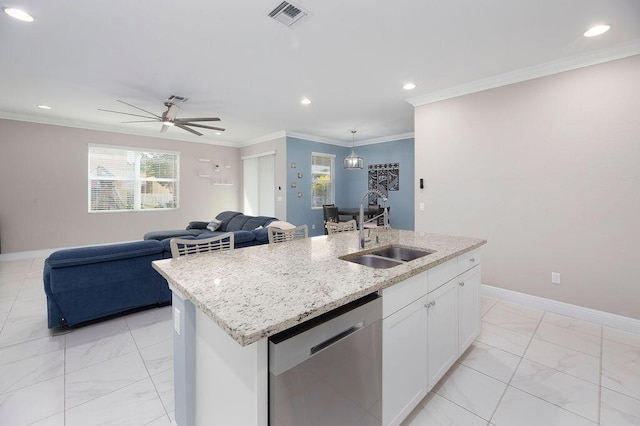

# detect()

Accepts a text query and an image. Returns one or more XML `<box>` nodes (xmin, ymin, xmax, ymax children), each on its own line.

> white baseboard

<box><xmin>482</xmin><ymin>284</ymin><xmax>640</xmax><ymax>336</ymax></box>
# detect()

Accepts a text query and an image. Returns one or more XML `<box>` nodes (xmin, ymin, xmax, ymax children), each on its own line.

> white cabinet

<box><xmin>382</xmin><ymin>249</ymin><xmax>482</xmax><ymax>426</ymax></box>
<box><xmin>382</xmin><ymin>294</ymin><xmax>429</xmax><ymax>426</ymax></box>
<box><xmin>457</xmin><ymin>266</ymin><xmax>481</xmax><ymax>354</ymax></box>
<box><xmin>426</xmin><ymin>279</ymin><xmax>458</xmax><ymax>388</ymax></box>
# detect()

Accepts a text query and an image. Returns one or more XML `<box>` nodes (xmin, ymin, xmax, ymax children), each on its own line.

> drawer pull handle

<box><xmin>424</xmin><ymin>301</ymin><xmax>436</xmax><ymax>309</ymax></box>
<box><xmin>469</xmin><ymin>258</ymin><xmax>476</xmax><ymax>262</ymax></box>
<box><xmin>459</xmin><ymin>281</ymin><xmax>465</xmax><ymax>287</ymax></box>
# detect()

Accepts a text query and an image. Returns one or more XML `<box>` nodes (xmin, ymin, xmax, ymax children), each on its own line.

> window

<box><xmin>88</xmin><ymin>145</ymin><xmax>179</xmax><ymax>212</ymax></box>
<box><xmin>311</xmin><ymin>152</ymin><xmax>335</xmax><ymax>209</ymax></box>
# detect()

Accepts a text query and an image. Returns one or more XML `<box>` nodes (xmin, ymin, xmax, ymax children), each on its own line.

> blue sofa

<box><xmin>144</xmin><ymin>211</ymin><xmax>278</xmax><ymax>248</ymax></box>
<box><xmin>44</xmin><ymin>211</ymin><xmax>279</xmax><ymax>329</ymax></box>
<box><xmin>44</xmin><ymin>240</ymin><xmax>172</xmax><ymax>328</ymax></box>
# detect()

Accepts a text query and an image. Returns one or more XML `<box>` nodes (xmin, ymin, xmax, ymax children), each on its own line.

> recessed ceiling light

<box><xmin>37</xmin><ymin>105</ymin><xmax>51</xmax><ymax>110</ymax></box>
<box><xmin>403</xmin><ymin>82</ymin><xmax>417</xmax><ymax>90</ymax></box>
<box><xmin>215</xmin><ymin>132</ymin><xmax>222</xmax><ymax>135</ymax></box>
<box><xmin>300</xmin><ymin>98</ymin><xmax>311</xmax><ymax>105</ymax></box>
<box><xmin>3</xmin><ymin>8</ymin><xmax>35</xmax><ymax>22</ymax></box>
<box><xmin>584</xmin><ymin>24</ymin><xmax>611</xmax><ymax>37</ymax></box>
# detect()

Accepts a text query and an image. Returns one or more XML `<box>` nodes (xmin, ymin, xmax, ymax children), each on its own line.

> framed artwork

<box><xmin>368</xmin><ymin>163</ymin><xmax>399</xmax><ymax>203</ymax></box>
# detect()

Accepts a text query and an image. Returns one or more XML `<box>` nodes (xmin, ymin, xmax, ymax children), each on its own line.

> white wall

<box><xmin>0</xmin><ymin>119</ymin><xmax>241</xmax><ymax>253</ymax></box>
<box><xmin>414</xmin><ymin>54</ymin><xmax>640</xmax><ymax>319</ymax></box>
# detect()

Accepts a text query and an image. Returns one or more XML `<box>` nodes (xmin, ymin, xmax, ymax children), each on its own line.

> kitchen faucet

<box><xmin>359</xmin><ymin>189</ymin><xmax>390</xmax><ymax>249</ymax></box>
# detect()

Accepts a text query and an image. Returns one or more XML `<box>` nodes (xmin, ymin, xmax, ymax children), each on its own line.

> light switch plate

<box><xmin>551</xmin><ymin>272</ymin><xmax>561</xmax><ymax>284</ymax></box>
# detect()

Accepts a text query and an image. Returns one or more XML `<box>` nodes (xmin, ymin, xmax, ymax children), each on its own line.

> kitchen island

<box><xmin>152</xmin><ymin>229</ymin><xmax>486</xmax><ymax>426</ymax></box>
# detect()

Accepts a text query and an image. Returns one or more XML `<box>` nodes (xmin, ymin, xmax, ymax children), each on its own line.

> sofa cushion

<box><xmin>215</xmin><ymin>211</ymin><xmax>242</xmax><ymax>232</ymax></box>
<box><xmin>46</xmin><ymin>240</ymin><xmax>164</xmax><ymax>268</ymax></box>
<box><xmin>144</xmin><ymin>229</ymin><xmax>203</xmax><ymax>241</ymax></box>
<box><xmin>252</xmin><ymin>228</ymin><xmax>270</xmax><ymax>245</ymax></box>
<box><xmin>226</xmin><ymin>215</ymin><xmax>253</xmax><ymax>232</ymax></box>
<box><xmin>243</xmin><ymin>216</ymin><xmax>278</xmax><ymax>230</ymax></box>
<box><xmin>186</xmin><ymin>221</ymin><xmax>209</xmax><ymax>230</ymax></box>
<box><xmin>198</xmin><ymin>230</ymin><xmax>255</xmax><ymax>245</ymax></box>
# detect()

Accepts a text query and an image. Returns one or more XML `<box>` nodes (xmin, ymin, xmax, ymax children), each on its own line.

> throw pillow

<box><xmin>266</xmin><ymin>220</ymin><xmax>296</xmax><ymax>230</ymax></box>
<box><xmin>207</xmin><ymin>219</ymin><xmax>222</xmax><ymax>232</ymax></box>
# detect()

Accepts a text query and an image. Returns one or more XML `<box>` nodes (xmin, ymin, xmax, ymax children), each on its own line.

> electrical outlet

<box><xmin>419</xmin><ymin>203</ymin><xmax>425</xmax><ymax>211</ymax></box>
<box><xmin>174</xmin><ymin>307</ymin><xmax>181</xmax><ymax>335</ymax></box>
<box><xmin>312</xmin><ymin>224</ymin><xmax>316</xmax><ymax>230</ymax></box>
<box><xmin>551</xmin><ymin>272</ymin><xmax>561</xmax><ymax>284</ymax></box>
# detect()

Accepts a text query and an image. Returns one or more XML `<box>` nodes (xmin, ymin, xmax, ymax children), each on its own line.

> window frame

<box><xmin>310</xmin><ymin>152</ymin><xmax>335</xmax><ymax>210</ymax></box>
<box><xmin>88</xmin><ymin>144</ymin><xmax>180</xmax><ymax>213</ymax></box>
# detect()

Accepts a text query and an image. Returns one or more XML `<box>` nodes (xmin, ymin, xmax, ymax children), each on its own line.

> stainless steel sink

<box><xmin>340</xmin><ymin>245</ymin><xmax>434</xmax><ymax>269</ymax></box>
<box><xmin>341</xmin><ymin>254</ymin><xmax>404</xmax><ymax>269</ymax></box>
<box><xmin>371</xmin><ymin>246</ymin><xmax>433</xmax><ymax>262</ymax></box>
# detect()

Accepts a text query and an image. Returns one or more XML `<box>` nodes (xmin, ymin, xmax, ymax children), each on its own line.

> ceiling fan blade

<box><xmin>179</xmin><ymin>122</ymin><xmax>225</xmax><ymax>132</ymax></box>
<box><xmin>98</xmin><ymin>108</ymin><xmax>159</xmax><ymax>120</ymax></box>
<box><xmin>176</xmin><ymin>117</ymin><xmax>221</xmax><ymax>122</ymax></box>
<box><xmin>116</xmin><ymin>100</ymin><xmax>162</xmax><ymax>119</ymax></box>
<box><xmin>175</xmin><ymin>123</ymin><xmax>203</xmax><ymax>136</ymax></box>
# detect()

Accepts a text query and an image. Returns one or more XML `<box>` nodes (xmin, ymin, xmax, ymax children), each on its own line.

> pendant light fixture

<box><xmin>344</xmin><ymin>130</ymin><xmax>364</xmax><ymax>169</ymax></box>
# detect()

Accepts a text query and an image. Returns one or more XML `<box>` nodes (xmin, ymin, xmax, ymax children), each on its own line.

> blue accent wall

<box><xmin>286</xmin><ymin>136</ymin><xmax>414</xmax><ymax>237</ymax></box>
<box><xmin>341</xmin><ymin>138</ymin><xmax>415</xmax><ymax>231</ymax></box>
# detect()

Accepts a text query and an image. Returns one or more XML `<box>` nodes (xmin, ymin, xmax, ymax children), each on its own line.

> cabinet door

<box><xmin>427</xmin><ymin>280</ymin><xmax>458</xmax><ymax>390</ymax></box>
<box><xmin>383</xmin><ymin>294</ymin><xmax>429</xmax><ymax>426</ymax></box>
<box><xmin>458</xmin><ymin>266</ymin><xmax>481</xmax><ymax>354</ymax></box>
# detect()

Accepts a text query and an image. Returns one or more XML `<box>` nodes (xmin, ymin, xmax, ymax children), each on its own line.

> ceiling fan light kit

<box><xmin>98</xmin><ymin>95</ymin><xmax>225</xmax><ymax>136</ymax></box>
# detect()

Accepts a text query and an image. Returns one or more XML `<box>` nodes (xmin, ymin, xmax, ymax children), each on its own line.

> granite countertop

<box><xmin>152</xmin><ymin>229</ymin><xmax>486</xmax><ymax>346</ymax></box>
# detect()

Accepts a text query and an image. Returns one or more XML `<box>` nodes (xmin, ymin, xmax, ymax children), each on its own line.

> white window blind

<box><xmin>311</xmin><ymin>153</ymin><xmax>335</xmax><ymax>209</ymax></box>
<box><xmin>88</xmin><ymin>145</ymin><xmax>179</xmax><ymax>212</ymax></box>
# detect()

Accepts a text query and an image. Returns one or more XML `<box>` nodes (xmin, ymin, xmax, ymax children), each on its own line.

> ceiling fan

<box><xmin>98</xmin><ymin>95</ymin><xmax>225</xmax><ymax>136</ymax></box>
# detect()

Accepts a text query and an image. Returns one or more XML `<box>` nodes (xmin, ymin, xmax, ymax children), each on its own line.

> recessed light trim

<box><xmin>584</xmin><ymin>24</ymin><xmax>611</xmax><ymax>37</ymax></box>
<box><xmin>37</xmin><ymin>105</ymin><xmax>52</xmax><ymax>110</ymax></box>
<box><xmin>403</xmin><ymin>82</ymin><xmax>417</xmax><ymax>90</ymax></box>
<box><xmin>300</xmin><ymin>98</ymin><xmax>311</xmax><ymax>105</ymax></box>
<box><xmin>3</xmin><ymin>7</ymin><xmax>35</xmax><ymax>22</ymax></box>
<box><xmin>215</xmin><ymin>132</ymin><xmax>222</xmax><ymax>135</ymax></box>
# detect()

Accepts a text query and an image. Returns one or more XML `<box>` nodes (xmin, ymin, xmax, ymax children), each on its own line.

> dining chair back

<box><xmin>268</xmin><ymin>225</ymin><xmax>309</xmax><ymax>244</ymax></box>
<box><xmin>170</xmin><ymin>233</ymin><xmax>234</xmax><ymax>258</ymax></box>
<box><xmin>326</xmin><ymin>220</ymin><xmax>357</xmax><ymax>235</ymax></box>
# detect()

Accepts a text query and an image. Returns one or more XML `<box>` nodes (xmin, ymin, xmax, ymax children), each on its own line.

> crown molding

<box><xmin>407</xmin><ymin>39</ymin><xmax>640</xmax><ymax>107</ymax></box>
<box><xmin>238</xmin><ymin>130</ymin><xmax>287</xmax><ymax>147</ymax></box>
<box><xmin>356</xmin><ymin>132</ymin><xmax>415</xmax><ymax>146</ymax></box>
<box><xmin>0</xmin><ymin>112</ymin><xmax>239</xmax><ymax>147</ymax></box>
<box><xmin>285</xmin><ymin>131</ymin><xmax>342</xmax><ymax>146</ymax></box>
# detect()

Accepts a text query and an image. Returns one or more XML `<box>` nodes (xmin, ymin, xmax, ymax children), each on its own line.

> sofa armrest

<box><xmin>46</xmin><ymin>240</ymin><xmax>164</xmax><ymax>268</ymax></box>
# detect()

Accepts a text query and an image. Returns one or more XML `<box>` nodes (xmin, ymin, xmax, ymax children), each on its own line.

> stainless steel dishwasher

<box><xmin>269</xmin><ymin>293</ymin><xmax>382</xmax><ymax>426</ymax></box>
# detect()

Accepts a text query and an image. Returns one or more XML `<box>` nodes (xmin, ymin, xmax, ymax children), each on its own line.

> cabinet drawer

<box><xmin>427</xmin><ymin>258</ymin><xmax>458</xmax><ymax>293</ymax></box>
<box><xmin>382</xmin><ymin>273</ymin><xmax>428</xmax><ymax>318</ymax></box>
<box><xmin>458</xmin><ymin>249</ymin><xmax>481</xmax><ymax>274</ymax></box>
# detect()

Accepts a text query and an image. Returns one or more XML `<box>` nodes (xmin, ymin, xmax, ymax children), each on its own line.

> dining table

<box><xmin>337</xmin><ymin>207</ymin><xmax>380</xmax><ymax>224</ymax></box>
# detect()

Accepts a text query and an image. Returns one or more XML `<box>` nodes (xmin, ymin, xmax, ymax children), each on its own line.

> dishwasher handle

<box><xmin>310</xmin><ymin>321</ymin><xmax>364</xmax><ymax>356</ymax></box>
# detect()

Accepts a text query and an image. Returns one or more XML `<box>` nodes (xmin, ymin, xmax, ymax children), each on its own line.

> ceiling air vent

<box><xmin>268</xmin><ymin>1</ymin><xmax>310</xmax><ymax>28</ymax></box>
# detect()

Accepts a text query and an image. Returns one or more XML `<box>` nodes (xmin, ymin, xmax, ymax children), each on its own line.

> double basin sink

<box><xmin>340</xmin><ymin>245</ymin><xmax>434</xmax><ymax>269</ymax></box>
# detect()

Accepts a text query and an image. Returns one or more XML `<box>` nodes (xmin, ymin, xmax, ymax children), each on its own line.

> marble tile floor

<box><xmin>1</xmin><ymin>258</ymin><xmax>639</xmax><ymax>425</ymax></box>
<box><xmin>0</xmin><ymin>258</ymin><xmax>174</xmax><ymax>425</ymax></box>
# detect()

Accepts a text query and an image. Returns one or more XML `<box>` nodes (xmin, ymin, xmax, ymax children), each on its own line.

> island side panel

<box><xmin>172</xmin><ymin>292</ymin><xmax>196</xmax><ymax>426</ymax></box>
<box><xmin>195</xmin><ymin>308</ymin><xmax>268</xmax><ymax>426</ymax></box>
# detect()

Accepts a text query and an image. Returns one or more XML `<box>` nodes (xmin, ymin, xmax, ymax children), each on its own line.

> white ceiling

<box><xmin>1</xmin><ymin>0</ymin><xmax>639</xmax><ymax>147</ymax></box>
